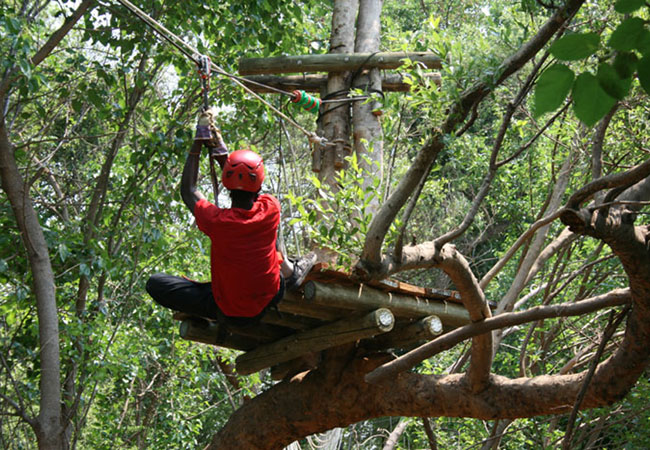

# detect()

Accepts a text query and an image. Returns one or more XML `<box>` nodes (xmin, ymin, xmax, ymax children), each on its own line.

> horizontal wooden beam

<box><xmin>261</xmin><ymin>309</ymin><xmax>323</xmax><ymax>331</ymax></box>
<box><xmin>303</xmin><ymin>281</ymin><xmax>470</xmax><ymax>327</ymax></box>
<box><xmin>235</xmin><ymin>308</ymin><xmax>395</xmax><ymax>375</ymax></box>
<box><xmin>276</xmin><ymin>300</ymin><xmax>346</xmax><ymax>321</ymax></box>
<box><xmin>239</xmin><ymin>52</ymin><xmax>442</xmax><ymax>75</ymax></box>
<box><xmin>241</xmin><ymin>72</ymin><xmax>441</xmax><ymax>94</ymax></box>
<box><xmin>179</xmin><ymin>318</ymin><xmax>259</xmax><ymax>351</ymax></box>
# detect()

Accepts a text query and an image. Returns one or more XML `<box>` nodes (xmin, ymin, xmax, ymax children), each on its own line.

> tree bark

<box><xmin>1</xmin><ymin>116</ymin><xmax>62</xmax><ymax>448</ymax></box>
<box><xmin>314</xmin><ymin>0</ymin><xmax>358</xmax><ymax>186</ymax></box>
<box><xmin>353</xmin><ymin>0</ymin><xmax>384</xmax><ymax>215</ymax></box>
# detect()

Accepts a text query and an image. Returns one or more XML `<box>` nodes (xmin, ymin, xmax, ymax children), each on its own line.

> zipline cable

<box><xmin>111</xmin><ymin>0</ymin><xmax>329</xmax><ymax>146</ymax></box>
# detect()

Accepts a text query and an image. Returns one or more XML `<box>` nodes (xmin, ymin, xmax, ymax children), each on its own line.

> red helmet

<box><xmin>222</xmin><ymin>149</ymin><xmax>265</xmax><ymax>192</ymax></box>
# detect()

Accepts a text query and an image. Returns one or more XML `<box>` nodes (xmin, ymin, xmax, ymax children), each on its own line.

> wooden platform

<box><xmin>175</xmin><ymin>264</ymin><xmax>472</xmax><ymax>376</ymax></box>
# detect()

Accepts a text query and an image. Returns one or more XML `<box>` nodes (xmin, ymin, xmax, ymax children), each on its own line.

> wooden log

<box><xmin>235</xmin><ymin>308</ymin><xmax>395</xmax><ymax>375</ymax></box>
<box><xmin>363</xmin><ymin>315</ymin><xmax>443</xmax><ymax>351</ymax></box>
<box><xmin>179</xmin><ymin>318</ymin><xmax>259</xmax><ymax>351</ymax></box>
<box><xmin>228</xmin><ymin>322</ymin><xmax>294</xmax><ymax>342</ymax></box>
<box><xmin>239</xmin><ymin>52</ymin><xmax>442</xmax><ymax>75</ymax></box>
<box><xmin>303</xmin><ymin>281</ymin><xmax>471</xmax><ymax>327</ymax></box>
<box><xmin>261</xmin><ymin>309</ymin><xmax>324</xmax><ymax>331</ymax></box>
<box><xmin>241</xmin><ymin>72</ymin><xmax>441</xmax><ymax>93</ymax></box>
<box><xmin>276</xmin><ymin>300</ymin><xmax>346</xmax><ymax>321</ymax></box>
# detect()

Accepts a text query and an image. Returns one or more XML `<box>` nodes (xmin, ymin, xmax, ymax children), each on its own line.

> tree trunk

<box><xmin>315</xmin><ymin>0</ymin><xmax>358</xmax><ymax>186</ymax></box>
<box><xmin>382</xmin><ymin>417</ymin><xmax>408</xmax><ymax>450</ymax></box>
<box><xmin>0</xmin><ymin>121</ymin><xmax>62</xmax><ymax>448</ymax></box>
<box><xmin>353</xmin><ymin>0</ymin><xmax>384</xmax><ymax>214</ymax></box>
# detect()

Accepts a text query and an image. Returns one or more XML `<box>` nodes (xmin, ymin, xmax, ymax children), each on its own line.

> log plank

<box><xmin>239</xmin><ymin>52</ymin><xmax>442</xmax><ymax>75</ymax></box>
<box><xmin>235</xmin><ymin>308</ymin><xmax>394</xmax><ymax>375</ymax></box>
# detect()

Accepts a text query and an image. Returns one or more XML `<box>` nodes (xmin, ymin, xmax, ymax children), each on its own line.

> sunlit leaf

<box><xmin>549</xmin><ymin>33</ymin><xmax>600</xmax><ymax>61</ymax></box>
<box><xmin>534</xmin><ymin>64</ymin><xmax>574</xmax><ymax>117</ymax></box>
<box><xmin>572</xmin><ymin>72</ymin><xmax>616</xmax><ymax>126</ymax></box>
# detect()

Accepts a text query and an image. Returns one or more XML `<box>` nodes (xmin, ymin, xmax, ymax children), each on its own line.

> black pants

<box><xmin>145</xmin><ymin>273</ymin><xmax>285</xmax><ymax>327</ymax></box>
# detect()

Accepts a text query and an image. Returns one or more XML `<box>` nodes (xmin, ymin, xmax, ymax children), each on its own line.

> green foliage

<box><xmin>2</xmin><ymin>0</ymin><xmax>650</xmax><ymax>448</ymax></box>
<box><xmin>534</xmin><ymin>3</ymin><xmax>650</xmax><ymax>125</ymax></box>
<box><xmin>288</xmin><ymin>153</ymin><xmax>391</xmax><ymax>269</ymax></box>
<box><xmin>615</xmin><ymin>0</ymin><xmax>646</xmax><ymax>14</ymax></box>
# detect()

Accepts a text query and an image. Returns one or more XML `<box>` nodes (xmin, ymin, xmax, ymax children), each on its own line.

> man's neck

<box><xmin>231</xmin><ymin>199</ymin><xmax>254</xmax><ymax>210</ymax></box>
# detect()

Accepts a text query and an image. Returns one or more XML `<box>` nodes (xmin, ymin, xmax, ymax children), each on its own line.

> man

<box><xmin>146</xmin><ymin>108</ymin><xmax>315</xmax><ymax>326</ymax></box>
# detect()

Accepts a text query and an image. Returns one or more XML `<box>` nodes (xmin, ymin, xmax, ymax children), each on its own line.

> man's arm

<box><xmin>182</xmin><ymin>108</ymin><xmax>230</xmax><ymax>213</ymax></box>
<box><xmin>181</xmin><ymin>140</ymin><xmax>206</xmax><ymax>214</ymax></box>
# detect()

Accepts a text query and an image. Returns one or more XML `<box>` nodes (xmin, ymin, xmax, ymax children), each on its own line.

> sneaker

<box><xmin>286</xmin><ymin>252</ymin><xmax>317</xmax><ymax>291</ymax></box>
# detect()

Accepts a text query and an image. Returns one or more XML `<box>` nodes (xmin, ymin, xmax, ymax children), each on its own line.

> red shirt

<box><xmin>194</xmin><ymin>194</ymin><xmax>281</xmax><ymax>317</ymax></box>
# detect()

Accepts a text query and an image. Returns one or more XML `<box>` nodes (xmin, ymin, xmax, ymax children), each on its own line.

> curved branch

<box><xmin>566</xmin><ymin>159</ymin><xmax>650</xmax><ymax>209</ymax></box>
<box><xmin>432</xmin><ymin>245</ymin><xmax>492</xmax><ymax>392</ymax></box>
<box><xmin>212</xmin><ymin>285</ymin><xmax>636</xmax><ymax>450</ymax></box>
<box><xmin>479</xmin><ymin>208</ymin><xmax>566</xmax><ymax>289</ymax></box>
<box><xmin>433</xmin><ymin>170</ymin><xmax>495</xmax><ymax>248</ymax></box>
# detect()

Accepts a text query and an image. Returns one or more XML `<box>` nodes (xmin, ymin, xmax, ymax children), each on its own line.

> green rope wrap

<box><xmin>291</xmin><ymin>90</ymin><xmax>321</xmax><ymax>114</ymax></box>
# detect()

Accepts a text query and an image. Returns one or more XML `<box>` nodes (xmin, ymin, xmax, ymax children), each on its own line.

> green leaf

<box><xmin>609</xmin><ymin>18</ymin><xmax>646</xmax><ymax>52</ymax></box>
<box><xmin>596</xmin><ymin>63</ymin><xmax>631</xmax><ymax>100</ymax></box>
<box><xmin>638</xmin><ymin>55</ymin><xmax>650</xmax><ymax>95</ymax></box>
<box><xmin>614</xmin><ymin>0</ymin><xmax>645</xmax><ymax>13</ymax></box>
<box><xmin>18</xmin><ymin>58</ymin><xmax>31</xmax><ymax>78</ymax></box>
<box><xmin>80</xmin><ymin>263</ymin><xmax>91</xmax><ymax>277</ymax></box>
<box><xmin>549</xmin><ymin>33</ymin><xmax>600</xmax><ymax>61</ymax></box>
<box><xmin>534</xmin><ymin>64</ymin><xmax>574</xmax><ymax>117</ymax></box>
<box><xmin>613</xmin><ymin>51</ymin><xmax>638</xmax><ymax>78</ymax></box>
<box><xmin>58</xmin><ymin>243</ymin><xmax>70</xmax><ymax>262</ymax></box>
<box><xmin>572</xmin><ymin>72</ymin><xmax>617</xmax><ymax>127</ymax></box>
<box><xmin>637</xmin><ymin>29</ymin><xmax>650</xmax><ymax>56</ymax></box>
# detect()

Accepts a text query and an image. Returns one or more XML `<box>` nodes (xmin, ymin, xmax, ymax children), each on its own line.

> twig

<box><xmin>561</xmin><ymin>305</ymin><xmax>630</xmax><ymax>449</ymax></box>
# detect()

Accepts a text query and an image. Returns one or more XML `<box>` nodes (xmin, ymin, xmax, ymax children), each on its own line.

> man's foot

<box><xmin>286</xmin><ymin>252</ymin><xmax>317</xmax><ymax>291</ymax></box>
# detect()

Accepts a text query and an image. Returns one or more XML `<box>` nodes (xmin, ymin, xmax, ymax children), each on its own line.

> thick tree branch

<box><xmin>0</xmin><ymin>117</ymin><xmax>62</xmax><ymax>447</ymax></box>
<box><xmin>434</xmin><ymin>245</ymin><xmax>492</xmax><ymax>393</ymax></box>
<box><xmin>211</xmin><ymin>288</ymin><xmax>633</xmax><ymax>450</ymax></box>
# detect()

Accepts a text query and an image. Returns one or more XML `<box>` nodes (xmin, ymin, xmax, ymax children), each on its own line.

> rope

<box><xmin>111</xmin><ymin>0</ymin><xmax>328</xmax><ymax>146</ymax></box>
